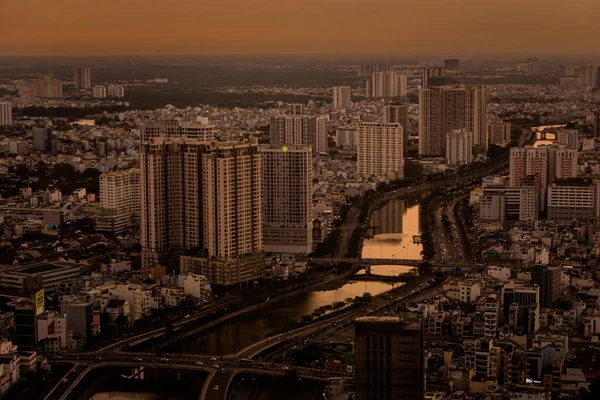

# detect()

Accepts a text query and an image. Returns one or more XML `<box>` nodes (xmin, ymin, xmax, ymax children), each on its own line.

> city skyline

<box><xmin>2</xmin><ymin>0</ymin><xmax>600</xmax><ymax>56</ymax></box>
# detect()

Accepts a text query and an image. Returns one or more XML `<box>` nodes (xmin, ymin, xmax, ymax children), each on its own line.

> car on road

<box><xmin>212</xmin><ymin>364</ymin><xmax>220</xmax><ymax>368</ymax></box>
<box><xmin>195</xmin><ymin>361</ymin><xmax>204</xmax><ymax>366</ymax></box>
<box><xmin>214</xmin><ymin>385</ymin><xmax>219</xmax><ymax>391</ymax></box>
<box><xmin>160</xmin><ymin>357</ymin><xmax>169</xmax><ymax>362</ymax></box>
<box><xmin>208</xmin><ymin>356</ymin><xmax>217</xmax><ymax>361</ymax></box>
<box><xmin>281</xmin><ymin>366</ymin><xmax>289</xmax><ymax>370</ymax></box>
<box><xmin>134</xmin><ymin>357</ymin><xmax>142</xmax><ymax>361</ymax></box>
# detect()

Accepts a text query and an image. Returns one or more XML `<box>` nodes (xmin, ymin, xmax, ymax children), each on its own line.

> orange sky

<box><xmin>1</xmin><ymin>0</ymin><xmax>599</xmax><ymax>55</ymax></box>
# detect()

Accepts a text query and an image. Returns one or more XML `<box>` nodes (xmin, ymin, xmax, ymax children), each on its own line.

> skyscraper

<box><xmin>32</xmin><ymin>128</ymin><xmax>53</xmax><ymax>152</ymax></box>
<box><xmin>0</xmin><ymin>101</ymin><xmax>12</xmax><ymax>125</ymax></box>
<box><xmin>33</xmin><ymin>75</ymin><xmax>63</xmax><ymax>98</ymax></box>
<box><xmin>140</xmin><ymin>136</ymin><xmax>264</xmax><ymax>286</ymax></box>
<box><xmin>332</xmin><ymin>86</ymin><xmax>351</xmax><ymax>109</ymax></box>
<box><xmin>261</xmin><ymin>144</ymin><xmax>312</xmax><ymax>253</ymax></box>
<box><xmin>421</xmin><ymin>67</ymin><xmax>444</xmax><ymax>89</ymax></box>
<box><xmin>418</xmin><ymin>86</ymin><xmax>487</xmax><ymax>157</ymax></box>
<box><xmin>97</xmin><ymin>169</ymin><xmax>140</xmax><ymax>233</ymax></box>
<box><xmin>73</xmin><ymin>66</ymin><xmax>91</xmax><ymax>89</ymax></box>
<box><xmin>270</xmin><ymin>115</ymin><xmax>328</xmax><ymax>154</ymax></box>
<box><xmin>580</xmin><ymin>65</ymin><xmax>599</xmax><ymax>89</ymax></box>
<box><xmin>367</xmin><ymin>72</ymin><xmax>407</xmax><ymax>98</ymax></box>
<box><xmin>358</xmin><ymin>64</ymin><xmax>393</xmax><ymax>77</ymax></box>
<box><xmin>355</xmin><ymin>316</ymin><xmax>424</xmax><ymax>400</ymax></box>
<box><xmin>445</xmin><ymin>128</ymin><xmax>473</xmax><ymax>165</ymax></box>
<box><xmin>487</xmin><ymin>121</ymin><xmax>511</xmax><ymax>147</ymax></box>
<box><xmin>384</xmin><ymin>104</ymin><xmax>409</xmax><ymax>155</ymax></box>
<box><xmin>358</xmin><ymin>122</ymin><xmax>404</xmax><ymax>179</ymax></box>
<box><xmin>592</xmin><ymin>110</ymin><xmax>599</xmax><ymax>138</ymax></box>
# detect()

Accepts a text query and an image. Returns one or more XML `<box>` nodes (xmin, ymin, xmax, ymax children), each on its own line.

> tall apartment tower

<box><xmin>140</xmin><ymin>136</ymin><xmax>264</xmax><ymax>285</ymax></box>
<box><xmin>532</xmin><ymin>265</ymin><xmax>562</xmax><ymax>308</ymax></box>
<box><xmin>358</xmin><ymin>64</ymin><xmax>393</xmax><ymax>77</ymax></box>
<box><xmin>0</xmin><ymin>101</ymin><xmax>12</xmax><ymax>125</ymax></box>
<box><xmin>332</xmin><ymin>86</ymin><xmax>351</xmax><ymax>109</ymax></box>
<box><xmin>355</xmin><ymin>316</ymin><xmax>424</xmax><ymax>400</ymax></box>
<box><xmin>421</xmin><ymin>67</ymin><xmax>444</xmax><ymax>89</ymax></box>
<box><xmin>74</xmin><ymin>66</ymin><xmax>91</xmax><ymax>89</ymax></box>
<box><xmin>358</xmin><ymin>122</ymin><xmax>404</xmax><ymax>179</ymax></box>
<box><xmin>270</xmin><ymin>115</ymin><xmax>328</xmax><ymax>154</ymax></box>
<box><xmin>418</xmin><ymin>86</ymin><xmax>487</xmax><ymax>157</ymax></box>
<box><xmin>261</xmin><ymin>144</ymin><xmax>313</xmax><ymax>253</ymax></box>
<box><xmin>33</xmin><ymin>75</ymin><xmax>63</xmax><ymax>98</ymax></box>
<box><xmin>445</xmin><ymin>129</ymin><xmax>473</xmax><ymax>165</ymax></box>
<box><xmin>290</xmin><ymin>103</ymin><xmax>304</xmax><ymax>115</ymax></box>
<box><xmin>367</xmin><ymin>72</ymin><xmax>407</xmax><ymax>98</ymax></box>
<box><xmin>487</xmin><ymin>121</ymin><xmax>511</xmax><ymax>147</ymax></box>
<box><xmin>32</xmin><ymin>128</ymin><xmax>53</xmax><ymax>152</ymax></box>
<box><xmin>97</xmin><ymin>169</ymin><xmax>140</xmax><ymax>233</ymax></box>
<box><xmin>108</xmin><ymin>84</ymin><xmax>125</xmax><ymax>98</ymax></box>
<box><xmin>580</xmin><ymin>65</ymin><xmax>599</xmax><ymax>88</ymax></box>
<box><xmin>593</xmin><ymin>110</ymin><xmax>600</xmax><ymax>138</ymax></box>
<box><xmin>384</xmin><ymin>104</ymin><xmax>409</xmax><ymax>155</ymax></box>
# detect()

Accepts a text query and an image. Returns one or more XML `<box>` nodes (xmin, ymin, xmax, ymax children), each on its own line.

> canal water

<box><xmin>168</xmin><ymin>192</ymin><xmax>423</xmax><ymax>355</ymax></box>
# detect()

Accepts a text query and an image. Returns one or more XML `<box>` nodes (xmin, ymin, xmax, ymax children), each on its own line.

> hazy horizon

<box><xmin>2</xmin><ymin>0</ymin><xmax>600</xmax><ymax>57</ymax></box>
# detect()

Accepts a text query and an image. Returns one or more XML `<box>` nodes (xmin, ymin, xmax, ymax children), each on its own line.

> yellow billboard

<box><xmin>35</xmin><ymin>289</ymin><xmax>45</xmax><ymax>315</ymax></box>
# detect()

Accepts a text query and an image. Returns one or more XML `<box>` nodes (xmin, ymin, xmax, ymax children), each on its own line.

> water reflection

<box><xmin>362</xmin><ymin>192</ymin><xmax>423</xmax><ymax>260</ymax></box>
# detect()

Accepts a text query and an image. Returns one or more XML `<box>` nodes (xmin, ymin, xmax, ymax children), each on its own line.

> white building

<box><xmin>97</xmin><ymin>169</ymin><xmax>140</xmax><ymax>234</ymax></box>
<box><xmin>459</xmin><ymin>281</ymin><xmax>481</xmax><ymax>303</ymax></box>
<box><xmin>110</xmin><ymin>284</ymin><xmax>151</xmax><ymax>321</ymax></box>
<box><xmin>480</xmin><ymin>193</ymin><xmax>506</xmax><ymax>222</ymax></box>
<box><xmin>180</xmin><ymin>273</ymin><xmax>212</xmax><ymax>302</ymax></box>
<box><xmin>487</xmin><ymin>266</ymin><xmax>511</xmax><ymax>282</ymax></box>
<box><xmin>92</xmin><ymin>85</ymin><xmax>107</xmax><ymax>98</ymax></box>
<box><xmin>487</xmin><ymin>121</ymin><xmax>511</xmax><ymax>147</ymax></box>
<box><xmin>445</xmin><ymin>129</ymin><xmax>473</xmax><ymax>165</ymax></box>
<box><xmin>547</xmin><ymin>179</ymin><xmax>598</xmax><ymax>222</ymax></box>
<box><xmin>0</xmin><ymin>101</ymin><xmax>12</xmax><ymax>126</ymax></box>
<box><xmin>332</xmin><ymin>86</ymin><xmax>351</xmax><ymax>109</ymax></box>
<box><xmin>37</xmin><ymin>311</ymin><xmax>67</xmax><ymax>352</ymax></box>
<box><xmin>358</xmin><ymin>122</ymin><xmax>404</xmax><ymax>179</ymax></box>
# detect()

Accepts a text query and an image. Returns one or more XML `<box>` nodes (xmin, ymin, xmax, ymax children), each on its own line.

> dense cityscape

<box><xmin>1</xmin><ymin>24</ymin><xmax>600</xmax><ymax>400</ymax></box>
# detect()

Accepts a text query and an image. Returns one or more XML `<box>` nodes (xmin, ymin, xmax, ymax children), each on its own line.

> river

<box><xmin>95</xmin><ymin>191</ymin><xmax>423</xmax><ymax>397</ymax></box>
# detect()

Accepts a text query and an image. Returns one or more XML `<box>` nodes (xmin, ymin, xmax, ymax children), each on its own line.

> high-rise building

<box><xmin>332</xmin><ymin>86</ymin><xmax>351</xmax><ymax>109</ymax></box>
<box><xmin>367</xmin><ymin>72</ymin><xmax>407</xmax><ymax>98</ymax></box>
<box><xmin>384</xmin><ymin>104</ymin><xmax>409</xmax><ymax>155</ymax></box>
<box><xmin>179</xmin><ymin>121</ymin><xmax>216</xmax><ymax>141</ymax></box>
<box><xmin>139</xmin><ymin>120</ymin><xmax>181</xmax><ymax>141</ymax></box>
<box><xmin>261</xmin><ymin>144</ymin><xmax>312</xmax><ymax>254</ymax></box>
<box><xmin>592</xmin><ymin>110</ymin><xmax>600</xmax><ymax>138</ymax></box>
<box><xmin>421</xmin><ymin>67</ymin><xmax>444</xmax><ymax>89</ymax></box>
<box><xmin>557</xmin><ymin>130</ymin><xmax>578</xmax><ymax>149</ymax></box>
<box><xmin>551</xmin><ymin>145</ymin><xmax>578</xmax><ymax>181</ymax></box>
<box><xmin>0</xmin><ymin>101</ymin><xmax>12</xmax><ymax>125</ymax></box>
<box><xmin>487</xmin><ymin>121</ymin><xmax>511</xmax><ymax>147</ymax></box>
<box><xmin>358</xmin><ymin>122</ymin><xmax>404</xmax><ymax>179</ymax></box>
<box><xmin>335</xmin><ymin>126</ymin><xmax>358</xmax><ymax>151</ymax></box>
<box><xmin>97</xmin><ymin>169</ymin><xmax>141</xmax><ymax>233</ymax></box>
<box><xmin>580</xmin><ymin>65</ymin><xmax>600</xmax><ymax>88</ymax></box>
<box><xmin>140</xmin><ymin>136</ymin><xmax>264</xmax><ymax>286</ymax></box>
<box><xmin>444</xmin><ymin>58</ymin><xmax>460</xmax><ymax>70</ymax></box>
<box><xmin>73</xmin><ymin>66</ymin><xmax>91</xmax><ymax>89</ymax></box>
<box><xmin>33</xmin><ymin>75</ymin><xmax>63</xmax><ymax>98</ymax></box>
<box><xmin>532</xmin><ymin>265</ymin><xmax>562</xmax><ymax>309</ymax></box>
<box><xmin>92</xmin><ymin>85</ymin><xmax>107</xmax><ymax>98</ymax></box>
<box><xmin>32</xmin><ymin>128</ymin><xmax>53</xmax><ymax>152</ymax></box>
<box><xmin>418</xmin><ymin>86</ymin><xmax>487</xmax><ymax>157</ymax></box>
<box><xmin>107</xmin><ymin>84</ymin><xmax>125</xmax><ymax>98</ymax></box>
<box><xmin>358</xmin><ymin>64</ymin><xmax>393</xmax><ymax>77</ymax></box>
<box><xmin>445</xmin><ymin>129</ymin><xmax>473</xmax><ymax>165</ymax></box>
<box><xmin>270</xmin><ymin>115</ymin><xmax>328</xmax><ymax>154</ymax></box>
<box><xmin>355</xmin><ymin>316</ymin><xmax>424</xmax><ymax>400</ymax></box>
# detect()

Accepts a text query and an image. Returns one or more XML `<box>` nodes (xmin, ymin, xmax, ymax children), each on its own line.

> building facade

<box><xmin>97</xmin><ymin>169</ymin><xmax>141</xmax><ymax>233</ymax></box>
<box><xmin>358</xmin><ymin>122</ymin><xmax>404</xmax><ymax>179</ymax></box>
<box><xmin>0</xmin><ymin>101</ymin><xmax>12</xmax><ymax>126</ymax></box>
<box><xmin>445</xmin><ymin>129</ymin><xmax>473</xmax><ymax>165</ymax></box>
<box><xmin>261</xmin><ymin>144</ymin><xmax>313</xmax><ymax>254</ymax></box>
<box><xmin>73</xmin><ymin>66</ymin><xmax>91</xmax><ymax>89</ymax></box>
<box><xmin>332</xmin><ymin>86</ymin><xmax>351</xmax><ymax>109</ymax></box>
<box><xmin>270</xmin><ymin>115</ymin><xmax>328</xmax><ymax>154</ymax></box>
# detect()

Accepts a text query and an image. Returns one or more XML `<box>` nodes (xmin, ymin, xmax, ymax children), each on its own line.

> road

<box><xmin>332</xmin><ymin>157</ymin><xmax>509</xmax><ymax>259</ymax></box>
